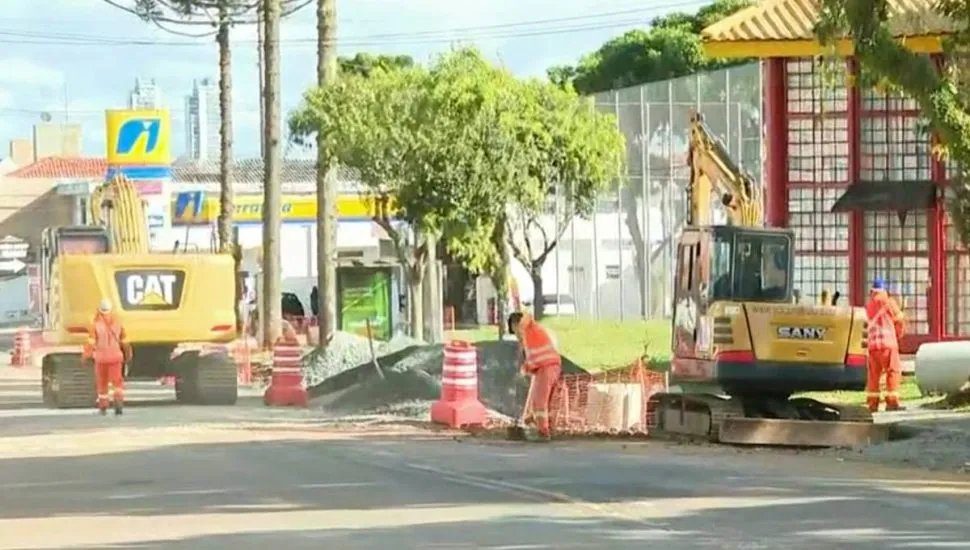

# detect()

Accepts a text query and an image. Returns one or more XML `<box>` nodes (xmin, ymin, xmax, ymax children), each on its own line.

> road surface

<box><xmin>0</xmin><ymin>365</ymin><xmax>967</xmax><ymax>549</ymax></box>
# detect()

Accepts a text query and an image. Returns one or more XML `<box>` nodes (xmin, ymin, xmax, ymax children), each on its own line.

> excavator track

<box><xmin>42</xmin><ymin>353</ymin><xmax>97</xmax><ymax>409</ymax></box>
<box><xmin>173</xmin><ymin>350</ymin><xmax>239</xmax><ymax>406</ymax></box>
<box><xmin>647</xmin><ymin>392</ymin><xmax>889</xmax><ymax>447</ymax></box>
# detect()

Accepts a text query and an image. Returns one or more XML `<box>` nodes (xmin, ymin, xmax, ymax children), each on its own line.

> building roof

<box><xmin>7</xmin><ymin>157</ymin><xmax>108</xmax><ymax>179</ymax></box>
<box><xmin>701</xmin><ymin>0</ymin><xmax>957</xmax><ymax>59</ymax></box>
<box><xmin>172</xmin><ymin>158</ymin><xmax>361</xmax><ymax>193</ymax></box>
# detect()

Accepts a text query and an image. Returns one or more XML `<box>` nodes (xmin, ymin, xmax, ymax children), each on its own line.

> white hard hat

<box><xmin>98</xmin><ymin>299</ymin><xmax>112</xmax><ymax>313</ymax></box>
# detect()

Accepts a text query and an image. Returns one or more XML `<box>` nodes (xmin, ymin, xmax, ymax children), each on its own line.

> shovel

<box><xmin>507</xmin><ymin>373</ymin><xmax>536</xmax><ymax>441</ymax></box>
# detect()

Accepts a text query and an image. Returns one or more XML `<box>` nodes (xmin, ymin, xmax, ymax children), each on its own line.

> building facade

<box><xmin>128</xmin><ymin>78</ymin><xmax>163</xmax><ymax>109</ymax></box>
<box><xmin>184</xmin><ymin>79</ymin><xmax>219</xmax><ymax>161</ymax></box>
<box><xmin>701</xmin><ymin>0</ymin><xmax>959</xmax><ymax>353</ymax></box>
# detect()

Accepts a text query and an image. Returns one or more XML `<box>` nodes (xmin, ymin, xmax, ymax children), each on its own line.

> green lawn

<box><xmin>446</xmin><ymin>317</ymin><xmax>671</xmax><ymax>373</ymax></box>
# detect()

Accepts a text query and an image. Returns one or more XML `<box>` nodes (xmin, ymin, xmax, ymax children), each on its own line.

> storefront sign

<box><xmin>170</xmin><ymin>194</ymin><xmax>398</xmax><ymax>225</ymax></box>
<box><xmin>105</xmin><ymin>109</ymin><xmax>171</xmax><ymax>166</ymax></box>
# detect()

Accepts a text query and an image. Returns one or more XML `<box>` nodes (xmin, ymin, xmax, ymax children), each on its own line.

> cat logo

<box><xmin>777</xmin><ymin>326</ymin><xmax>827</xmax><ymax>340</ymax></box>
<box><xmin>114</xmin><ymin>270</ymin><xmax>185</xmax><ymax>311</ymax></box>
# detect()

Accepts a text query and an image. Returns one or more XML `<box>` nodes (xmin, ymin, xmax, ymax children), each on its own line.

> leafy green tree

<box><xmin>291</xmin><ymin>48</ymin><xmax>530</xmax><ymax>339</ymax></box>
<box><xmin>547</xmin><ymin>0</ymin><xmax>752</xmax><ymax>95</ymax></box>
<box><xmin>505</xmin><ymin>81</ymin><xmax>625</xmax><ymax>319</ymax></box>
<box><xmin>339</xmin><ymin>53</ymin><xmax>415</xmax><ymax>77</ymax></box>
<box><xmin>815</xmin><ymin>0</ymin><xmax>970</xmax><ymax>245</ymax></box>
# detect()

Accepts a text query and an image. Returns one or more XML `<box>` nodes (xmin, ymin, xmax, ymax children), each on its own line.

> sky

<box><xmin>0</xmin><ymin>0</ymin><xmax>706</xmax><ymax>161</ymax></box>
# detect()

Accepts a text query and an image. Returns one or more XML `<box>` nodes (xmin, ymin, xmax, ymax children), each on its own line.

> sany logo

<box><xmin>126</xmin><ymin>273</ymin><xmax>177</xmax><ymax>306</ymax></box>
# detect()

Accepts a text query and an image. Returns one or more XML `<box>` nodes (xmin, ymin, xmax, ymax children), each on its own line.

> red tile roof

<box><xmin>7</xmin><ymin>157</ymin><xmax>107</xmax><ymax>179</ymax></box>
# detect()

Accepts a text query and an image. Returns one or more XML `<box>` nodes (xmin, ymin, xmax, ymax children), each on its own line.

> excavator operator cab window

<box><xmin>709</xmin><ymin>230</ymin><xmax>793</xmax><ymax>303</ymax></box>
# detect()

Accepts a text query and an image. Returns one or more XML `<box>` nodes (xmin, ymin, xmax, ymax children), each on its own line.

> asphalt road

<box><xmin>0</xmin><ymin>365</ymin><xmax>968</xmax><ymax>549</ymax></box>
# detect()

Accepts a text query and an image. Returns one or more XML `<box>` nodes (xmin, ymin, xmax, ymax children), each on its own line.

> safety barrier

<box><xmin>430</xmin><ymin>341</ymin><xmax>487</xmax><ymax>428</ymax></box>
<box><xmin>548</xmin><ymin>360</ymin><xmax>667</xmax><ymax>436</ymax></box>
<box><xmin>263</xmin><ymin>334</ymin><xmax>308</xmax><ymax>407</ymax></box>
<box><xmin>9</xmin><ymin>327</ymin><xmax>31</xmax><ymax>367</ymax></box>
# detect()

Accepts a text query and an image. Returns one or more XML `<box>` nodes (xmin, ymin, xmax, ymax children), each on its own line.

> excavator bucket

<box><xmin>717</xmin><ymin>417</ymin><xmax>891</xmax><ymax>447</ymax></box>
<box><xmin>915</xmin><ymin>342</ymin><xmax>970</xmax><ymax>397</ymax></box>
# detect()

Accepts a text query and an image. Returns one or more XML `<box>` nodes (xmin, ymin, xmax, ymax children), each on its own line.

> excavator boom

<box><xmin>687</xmin><ymin>113</ymin><xmax>763</xmax><ymax>227</ymax></box>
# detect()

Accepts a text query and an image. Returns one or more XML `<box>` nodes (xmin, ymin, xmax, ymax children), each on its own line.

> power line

<box><xmin>0</xmin><ymin>1</ymin><xmax>706</xmax><ymax>48</ymax></box>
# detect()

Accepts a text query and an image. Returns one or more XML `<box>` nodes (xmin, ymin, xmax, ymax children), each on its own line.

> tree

<box><xmin>547</xmin><ymin>0</ymin><xmax>753</xmax><ymax>96</ymax></box>
<box><xmin>316</xmin><ymin>0</ymin><xmax>339</xmax><ymax>352</ymax></box>
<box><xmin>262</xmin><ymin>0</ymin><xmax>283</xmax><ymax>347</ymax></box>
<box><xmin>291</xmin><ymin>48</ymin><xmax>532</xmax><ymax>340</ymax></box>
<box><xmin>504</xmin><ymin>81</ymin><xmax>624</xmax><ymax>319</ymax></box>
<box><xmin>814</xmin><ymin>1</ymin><xmax>970</xmax><ymax>246</ymax></box>
<box><xmin>339</xmin><ymin>53</ymin><xmax>414</xmax><ymax>77</ymax></box>
<box><xmin>545</xmin><ymin>0</ymin><xmax>755</xmax><ymax>316</ymax></box>
<box><xmin>122</xmin><ymin>0</ymin><xmax>306</xmax><ymax>253</ymax></box>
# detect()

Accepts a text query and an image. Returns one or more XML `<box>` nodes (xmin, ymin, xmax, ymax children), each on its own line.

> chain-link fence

<box><xmin>522</xmin><ymin>62</ymin><xmax>763</xmax><ymax>322</ymax></box>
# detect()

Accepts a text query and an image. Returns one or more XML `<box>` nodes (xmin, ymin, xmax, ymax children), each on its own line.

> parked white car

<box><xmin>524</xmin><ymin>294</ymin><xmax>577</xmax><ymax>317</ymax></box>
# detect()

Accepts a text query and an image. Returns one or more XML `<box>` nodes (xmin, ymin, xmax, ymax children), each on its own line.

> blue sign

<box><xmin>174</xmin><ymin>191</ymin><xmax>206</xmax><ymax>219</ymax></box>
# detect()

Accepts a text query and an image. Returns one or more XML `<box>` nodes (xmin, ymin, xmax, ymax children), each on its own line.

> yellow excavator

<box><xmin>39</xmin><ymin>175</ymin><xmax>240</xmax><ymax>408</ymax></box>
<box><xmin>645</xmin><ymin>113</ymin><xmax>888</xmax><ymax>446</ymax></box>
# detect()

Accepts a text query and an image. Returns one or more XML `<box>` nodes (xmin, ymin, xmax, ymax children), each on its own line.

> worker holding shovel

<box><xmin>508</xmin><ymin>312</ymin><xmax>561</xmax><ymax>441</ymax></box>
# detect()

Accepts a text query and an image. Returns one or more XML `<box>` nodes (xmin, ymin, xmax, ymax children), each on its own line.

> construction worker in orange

<box><xmin>508</xmin><ymin>311</ymin><xmax>561</xmax><ymax>440</ymax></box>
<box><xmin>865</xmin><ymin>278</ymin><xmax>905</xmax><ymax>412</ymax></box>
<box><xmin>83</xmin><ymin>299</ymin><xmax>131</xmax><ymax>416</ymax></box>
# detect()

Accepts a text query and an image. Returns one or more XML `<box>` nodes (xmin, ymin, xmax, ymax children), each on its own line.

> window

<box><xmin>732</xmin><ymin>233</ymin><xmax>792</xmax><ymax>302</ymax></box>
<box><xmin>58</xmin><ymin>235</ymin><xmax>108</xmax><ymax>255</ymax></box>
<box><xmin>710</xmin><ymin>236</ymin><xmax>732</xmax><ymax>300</ymax></box>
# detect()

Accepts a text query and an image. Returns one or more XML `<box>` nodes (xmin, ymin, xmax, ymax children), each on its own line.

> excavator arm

<box><xmin>88</xmin><ymin>175</ymin><xmax>151</xmax><ymax>254</ymax></box>
<box><xmin>686</xmin><ymin>112</ymin><xmax>762</xmax><ymax>227</ymax></box>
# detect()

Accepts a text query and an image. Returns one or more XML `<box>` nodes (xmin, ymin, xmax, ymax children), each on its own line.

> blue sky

<box><xmin>0</xmin><ymin>0</ymin><xmax>704</xmax><ymax>160</ymax></box>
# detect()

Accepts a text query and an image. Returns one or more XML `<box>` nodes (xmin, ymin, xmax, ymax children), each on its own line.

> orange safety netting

<box><xmin>548</xmin><ymin>360</ymin><xmax>667</xmax><ymax>436</ymax></box>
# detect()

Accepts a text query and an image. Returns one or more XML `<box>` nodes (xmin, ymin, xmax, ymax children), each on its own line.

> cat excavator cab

<box><xmin>646</xmin><ymin>114</ymin><xmax>889</xmax><ymax>447</ymax></box>
<box><xmin>39</xmin><ymin>175</ymin><xmax>240</xmax><ymax>408</ymax></box>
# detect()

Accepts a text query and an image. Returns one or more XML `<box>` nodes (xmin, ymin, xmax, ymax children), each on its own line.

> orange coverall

<box><xmin>865</xmin><ymin>289</ymin><xmax>904</xmax><ymax>412</ymax></box>
<box><xmin>519</xmin><ymin>315</ymin><xmax>562</xmax><ymax>438</ymax></box>
<box><xmin>84</xmin><ymin>312</ymin><xmax>130</xmax><ymax>411</ymax></box>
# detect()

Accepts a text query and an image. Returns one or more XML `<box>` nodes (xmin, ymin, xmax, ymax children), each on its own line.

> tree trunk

<box><xmin>530</xmin><ymin>268</ymin><xmax>545</xmax><ymax>320</ymax></box>
<box><xmin>257</xmin><ymin>2</ymin><xmax>266</xmax><ymax>159</ymax></box>
<box><xmin>423</xmin><ymin>233</ymin><xmax>441</xmax><ymax>343</ymax></box>
<box><xmin>216</xmin><ymin>14</ymin><xmax>234</xmax><ymax>253</ymax></box>
<box><xmin>621</xmin><ymin>184</ymin><xmax>647</xmax><ymax>316</ymax></box>
<box><xmin>316</xmin><ymin>0</ymin><xmax>339</xmax><ymax>351</ymax></box>
<box><xmin>261</xmin><ymin>0</ymin><xmax>283</xmax><ymax>347</ymax></box>
<box><xmin>491</xmin><ymin>219</ymin><xmax>511</xmax><ymax>339</ymax></box>
<box><xmin>408</xmin><ymin>274</ymin><xmax>425</xmax><ymax>341</ymax></box>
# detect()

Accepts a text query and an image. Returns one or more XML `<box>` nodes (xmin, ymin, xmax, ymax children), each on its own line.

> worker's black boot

<box><xmin>114</xmin><ymin>406</ymin><xmax>123</xmax><ymax>416</ymax></box>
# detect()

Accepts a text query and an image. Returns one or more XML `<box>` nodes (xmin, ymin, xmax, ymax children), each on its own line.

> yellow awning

<box><xmin>701</xmin><ymin>0</ymin><xmax>958</xmax><ymax>59</ymax></box>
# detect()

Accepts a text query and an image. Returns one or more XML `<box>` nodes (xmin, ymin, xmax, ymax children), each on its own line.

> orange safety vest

<box><xmin>89</xmin><ymin>314</ymin><xmax>127</xmax><ymax>364</ymax></box>
<box><xmin>866</xmin><ymin>291</ymin><xmax>902</xmax><ymax>351</ymax></box>
<box><xmin>521</xmin><ymin>317</ymin><xmax>561</xmax><ymax>373</ymax></box>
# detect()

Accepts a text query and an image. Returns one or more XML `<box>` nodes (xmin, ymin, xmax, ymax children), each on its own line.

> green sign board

<box><xmin>339</xmin><ymin>268</ymin><xmax>392</xmax><ymax>340</ymax></box>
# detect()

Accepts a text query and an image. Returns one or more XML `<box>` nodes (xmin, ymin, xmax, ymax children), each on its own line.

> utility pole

<box><xmin>257</xmin><ymin>0</ymin><xmax>266</xmax><ymax>159</ymax></box>
<box><xmin>316</xmin><ymin>0</ymin><xmax>338</xmax><ymax>351</ymax></box>
<box><xmin>261</xmin><ymin>0</ymin><xmax>283</xmax><ymax>347</ymax></box>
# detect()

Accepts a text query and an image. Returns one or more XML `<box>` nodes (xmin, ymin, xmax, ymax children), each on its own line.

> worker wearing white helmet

<box><xmin>82</xmin><ymin>298</ymin><xmax>131</xmax><ymax>415</ymax></box>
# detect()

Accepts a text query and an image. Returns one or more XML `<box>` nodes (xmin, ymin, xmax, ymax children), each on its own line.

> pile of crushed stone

<box><xmin>835</xmin><ymin>424</ymin><xmax>970</xmax><ymax>473</ymax></box>
<box><xmin>301</xmin><ymin>331</ymin><xmax>423</xmax><ymax>388</ymax></box>
<box><xmin>306</xmin><ymin>339</ymin><xmax>588</xmax><ymax>418</ymax></box>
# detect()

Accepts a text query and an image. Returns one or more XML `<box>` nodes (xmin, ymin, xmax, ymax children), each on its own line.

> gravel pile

<box><xmin>301</xmin><ymin>331</ymin><xmax>422</xmax><ymax>388</ymax></box>
<box><xmin>834</xmin><ymin>424</ymin><xmax>970</xmax><ymax>473</ymax></box>
<box><xmin>307</xmin><ymin>339</ymin><xmax>588</xmax><ymax>417</ymax></box>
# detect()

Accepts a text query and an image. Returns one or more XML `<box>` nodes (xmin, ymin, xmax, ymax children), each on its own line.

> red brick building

<box><xmin>701</xmin><ymin>0</ymin><xmax>959</xmax><ymax>353</ymax></box>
